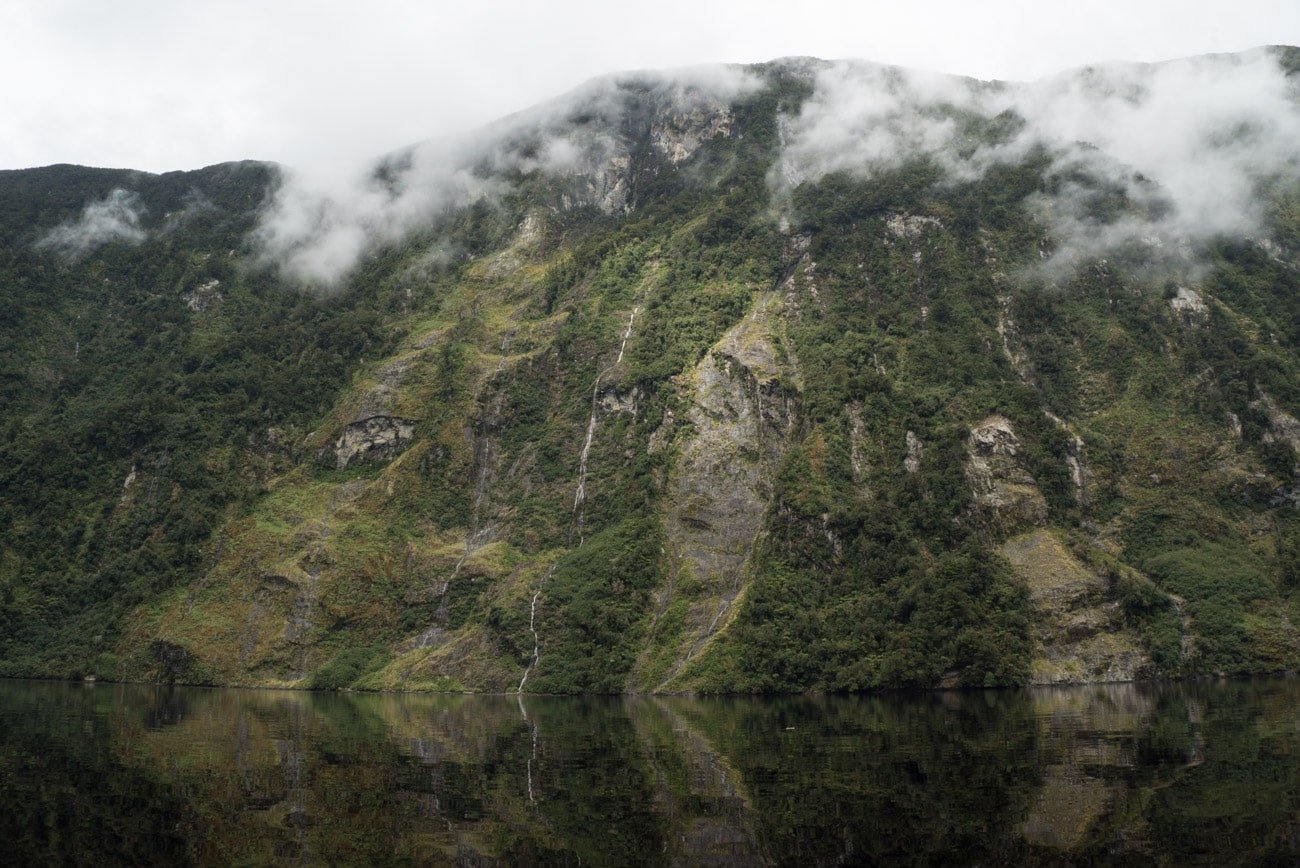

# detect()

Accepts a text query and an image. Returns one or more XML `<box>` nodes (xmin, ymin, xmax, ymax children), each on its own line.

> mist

<box><xmin>253</xmin><ymin>64</ymin><xmax>758</xmax><ymax>287</ymax></box>
<box><xmin>35</xmin><ymin>188</ymin><xmax>147</xmax><ymax>257</ymax></box>
<box><xmin>774</xmin><ymin>48</ymin><xmax>1300</xmax><ymax>273</ymax></box>
<box><xmin>247</xmin><ymin>49</ymin><xmax>1300</xmax><ymax>287</ymax></box>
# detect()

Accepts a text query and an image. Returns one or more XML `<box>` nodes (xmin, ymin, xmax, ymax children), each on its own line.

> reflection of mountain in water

<box><xmin>631</xmin><ymin>698</ymin><xmax>767</xmax><ymax>866</ymax></box>
<box><xmin>0</xmin><ymin>679</ymin><xmax>1298</xmax><ymax>864</ymax></box>
<box><xmin>1020</xmin><ymin>683</ymin><xmax>1204</xmax><ymax>852</ymax></box>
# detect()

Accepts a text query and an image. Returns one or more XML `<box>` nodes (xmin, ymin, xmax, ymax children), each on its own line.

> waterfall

<box><xmin>519</xmin><ymin>305</ymin><xmax>639</xmax><ymax>691</ymax></box>
<box><xmin>572</xmin><ymin>416</ymin><xmax>597</xmax><ymax>513</ymax></box>
<box><xmin>615</xmin><ymin>306</ymin><xmax>636</xmax><ymax>363</ymax></box>
<box><xmin>517</xmin><ymin>571</ymin><xmax>549</xmax><ymax>693</ymax></box>
<box><xmin>571</xmin><ymin>306</ymin><xmax>638</xmax><ymax>545</ymax></box>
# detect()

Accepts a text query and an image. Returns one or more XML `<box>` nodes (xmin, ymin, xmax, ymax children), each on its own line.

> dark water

<box><xmin>2</xmin><ymin>679</ymin><xmax>1299</xmax><ymax>866</ymax></box>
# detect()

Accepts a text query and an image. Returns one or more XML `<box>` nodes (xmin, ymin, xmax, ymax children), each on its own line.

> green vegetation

<box><xmin>3</xmin><ymin>59</ymin><xmax>1300</xmax><ymax>693</ymax></box>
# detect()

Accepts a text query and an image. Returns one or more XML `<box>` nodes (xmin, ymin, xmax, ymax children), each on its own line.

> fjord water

<box><xmin>2</xmin><ymin>679</ymin><xmax>1297</xmax><ymax>866</ymax></box>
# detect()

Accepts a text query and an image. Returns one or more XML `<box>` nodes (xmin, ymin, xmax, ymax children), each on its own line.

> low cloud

<box><xmin>36</xmin><ymin>188</ymin><xmax>147</xmax><ymax>257</ymax></box>
<box><xmin>253</xmin><ymin>63</ymin><xmax>759</xmax><ymax>287</ymax></box>
<box><xmin>775</xmin><ymin>49</ymin><xmax>1300</xmax><ymax>275</ymax></box>
<box><xmin>252</xmin><ymin>147</ymin><xmax>498</xmax><ymax>286</ymax></box>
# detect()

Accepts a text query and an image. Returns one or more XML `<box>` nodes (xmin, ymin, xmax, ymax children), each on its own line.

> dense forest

<box><xmin>3</xmin><ymin>49</ymin><xmax>1300</xmax><ymax>693</ymax></box>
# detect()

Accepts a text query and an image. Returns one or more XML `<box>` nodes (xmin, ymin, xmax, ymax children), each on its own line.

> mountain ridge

<box><xmin>2</xmin><ymin>48</ymin><xmax>1300</xmax><ymax>693</ymax></box>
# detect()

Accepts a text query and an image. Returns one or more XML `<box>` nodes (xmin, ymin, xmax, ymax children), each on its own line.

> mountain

<box><xmin>2</xmin><ymin>47</ymin><xmax>1300</xmax><ymax>693</ymax></box>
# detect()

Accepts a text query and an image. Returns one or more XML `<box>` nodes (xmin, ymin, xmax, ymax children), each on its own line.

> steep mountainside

<box><xmin>3</xmin><ymin>48</ymin><xmax>1300</xmax><ymax>693</ymax></box>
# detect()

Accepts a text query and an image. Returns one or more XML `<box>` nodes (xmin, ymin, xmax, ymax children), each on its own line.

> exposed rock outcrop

<box><xmin>650</xmin><ymin>100</ymin><xmax>733</xmax><ymax>164</ymax></box>
<box><xmin>1002</xmin><ymin>530</ymin><xmax>1152</xmax><ymax>684</ymax></box>
<box><xmin>996</xmin><ymin>295</ymin><xmax>1035</xmax><ymax>386</ymax></box>
<box><xmin>1169</xmin><ymin>285</ymin><xmax>1208</xmax><ymax>322</ymax></box>
<box><xmin>1045</xmin><ymin>411</ymin><xmax>1091</xmax><ymax>512</ymax></box>
<box><xmin>332</xmin><ymin>416</ymin><xmax>415</xmax><ymax>469</ymax></box>
<box><xmin>556</xmin><ymin>87</ymin><xmax>737</xmax><ymax>214</ymax></box>
<box><xmin>904</xmin><ymin>430</ymin><xmax>923</xmax><ymax>474</ymax></box>
<box><xmin>149</xmin><ymin>639</ymin><xmax>197</xmax><ymax>684</ymax></box>
<box><xmin>637</xmin><ymin>292</ymin><xmax>798</xmax><ymax>688</ymax></box>
<box><xmin>1253</xmin><ymin>392</ymin><xmax>1300</xmax><ymax>469</ymax></box>
<box><xmin>556</xmin><ymin>151</ymin><xmax>633</xmax><ymax>215</ymax></box>
<box><xmin>181</xmin><ymin>278</ymin><xmax>221</xmax><ymax>312</ymax></box>
<box><xmin>597</xmin><ymin>385</ymin><xmax>640</xmax><ymax>414</ymax></box>
<box><xmin>966</xmin><ymin>416</ymin><xmax>1048</xmax><ymax>532</ymax></box>
<box><xmin>884</xmin><ymin>213</ymin><xmax>942</xmax><ymax>241</ymax></box>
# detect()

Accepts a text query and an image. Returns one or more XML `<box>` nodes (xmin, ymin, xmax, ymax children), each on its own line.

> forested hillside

<box><xmin>3</xmin><ymin>48</ymin><xmax>1300</xmax><ymax>693</ymax></box>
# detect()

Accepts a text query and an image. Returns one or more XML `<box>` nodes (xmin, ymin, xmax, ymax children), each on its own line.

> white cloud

<box><xmin>254</xmin><ymin>64</ymin><xmax>759</xmax><ymax>285</ymax></box>
<box><xmin>774</xmin><ymin>48</ymin><xmax>1300</xmax><ymax>271</ymax></box>
<box><xmin>35</xmin><ymin>188</ymin><xmax>146</xmax><ymax>257</ymax></box>
<box><xmin>771</xmin><ymin>61</ymin><xmax>980</xmax><ymax>186</ymax></box>
<box><xmin>3</xmin><ymin>1</ymin><xmax>1298</xmax><ymax>176</ymax></box>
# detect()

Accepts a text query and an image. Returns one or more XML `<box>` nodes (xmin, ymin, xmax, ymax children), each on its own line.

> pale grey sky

<box><xmin>3</xmin><ymin>0</ymin><xmax>1298</xmax><ymax>173</ymax></box>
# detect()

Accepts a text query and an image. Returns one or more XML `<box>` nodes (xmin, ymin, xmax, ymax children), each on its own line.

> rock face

<box><xmin>884</xmin><ymin>212</ymin><xmax>942</xmax><ymax>241</ymax></box>
<box><xmin>1254</xmin><ymin>392</ymin><xmax>1300</xmax><ymax>468</ymax></box>
<box><xmin>650</xmin><ymin>100</ymin><xmax>733</xmax><ymax>164</ymax></box>
<box><xmin>1169</xmin><ymin>286</ymin><xmax>1208</xmax><ymax>321</ymax></box>
<box><xmin>597</xmin><ymin>385</ymin><xmax>639</xmax><ymax>414</ymax></box>
<box><xmin>904</xmin><ymin>430</ymin><xmax>923</xmax><ymax>473</ymax></box>
<box><xmin>181</xmin><ymin>278</ymin><xmax>221</xmax><ymax>312</ymax></box>
<box><xmin>1002</xmin><ymin>530</ymin><xmax>1153</xmax><ymax>684</ymax></box>
<box><xmin>333</xmin><ymin>416</ymin><xmax>415</xmax><ymax>469</ymax></box>
<box><xmin>637</xmin><ymin>292</ymin><xmax>798</xmax><ymax>688</ymax></box>
<box><xmin>562</xmin><ymin>152</ymin><xmax>633</xmax><ymax>215</ymax></box>
<box><xmin>557</xmin><ymin>87</ymin><xmax>736</xmax><ymax>214</ymax></box>
<box><xmin>966</xmin><ymin>416</ymin><xmax>1048</xmax><ymax>532</ymax></box>
<box><xmin>968</xmin><ymin>415</ymin><xmax>1152</xmax><ymax>683</ymax></box>
<box><xmin>149</xmin><ymin>639</ymin><xmax>196</xmax><ymax>683</ymax></box>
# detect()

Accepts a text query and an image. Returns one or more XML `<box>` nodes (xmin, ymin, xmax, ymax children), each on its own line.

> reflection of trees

<box><xmin>1136</xmin><ymin>680</ymin><xmax>1300</xmax><ymax>865</ymax></box>
<box><xmin>663</xmin><ymin>692</ymin><xmax>1045</xmax><ymax>865</ymax></box>
<box><xmin>0</xmin><ymin>681</ymin><xmax>195</xmax><ymax>864</ymax></box>
<box><xmin>2</xmin><ymin>679</ymin><xmax>1300</xmax><ymax>864</ymax></box>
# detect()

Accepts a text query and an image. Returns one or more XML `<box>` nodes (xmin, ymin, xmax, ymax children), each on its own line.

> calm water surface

<box><xmin>2</xmin><ymin>678</ymin><xmax>1298</xmax><ymax>866</ymax></box>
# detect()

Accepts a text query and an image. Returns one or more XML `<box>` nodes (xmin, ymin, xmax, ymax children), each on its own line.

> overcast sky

<box><xmin>3</xmin><ymin>0</ymin><xmax>1299</xmax><ymax>175</ymax></box>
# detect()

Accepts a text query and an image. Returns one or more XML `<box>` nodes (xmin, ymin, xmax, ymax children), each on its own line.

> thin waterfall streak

<box><xmin>517</xmin><ymin>587</ymin><xmax>543</xmax><ymax>693</ymax></box>
<box><xmin>518</xmin><ymin>564</ymin><xmax>555</xmax><ymax>692</ymax></box>
<box><xmin>615</xmin><ymin>306</ymin><xmax>638</xmax><ymax>364</ymax></box>
<box><xmin>571</xmin><ymin>305</ymin><xmax>639</xmax><ymax>537</ymax></box>
<box><xmin>573</xmin><ymin>415</ymin><xmax>598</xmax><ymax>512</ymax></box>
<box><xmin>472</xmin><ymin>436</ymin><xmax>492</xmax><ymax>514</ymax></box>
<box><xmin>704</xmin><ymin>597</ymin><xmax>731</xmax><ymax>639</ymax></box>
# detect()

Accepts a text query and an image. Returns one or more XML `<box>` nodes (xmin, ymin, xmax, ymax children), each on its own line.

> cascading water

<box><xmin>519</xmin><ymin>305</ymin><xmax>640</xmax><ymax>692</ymax></box>
<box><xmin>517</xmin><ymin>580</ymin><xmax>546</xmax><ymax>693</ymax></box>
<box><xmin>615</xmin><ymin>307</ymin><xmax>636</xmax><ymax>364</ymax></box>
<box><xmin>571</xmin><ymin>306</ymin><xmax>638</xmax><ymax>545</ymax></box>
<box><xmin>571</xmin><ymin>417</ymin><xmax>597</xmax><ymax>512</ymax></box>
